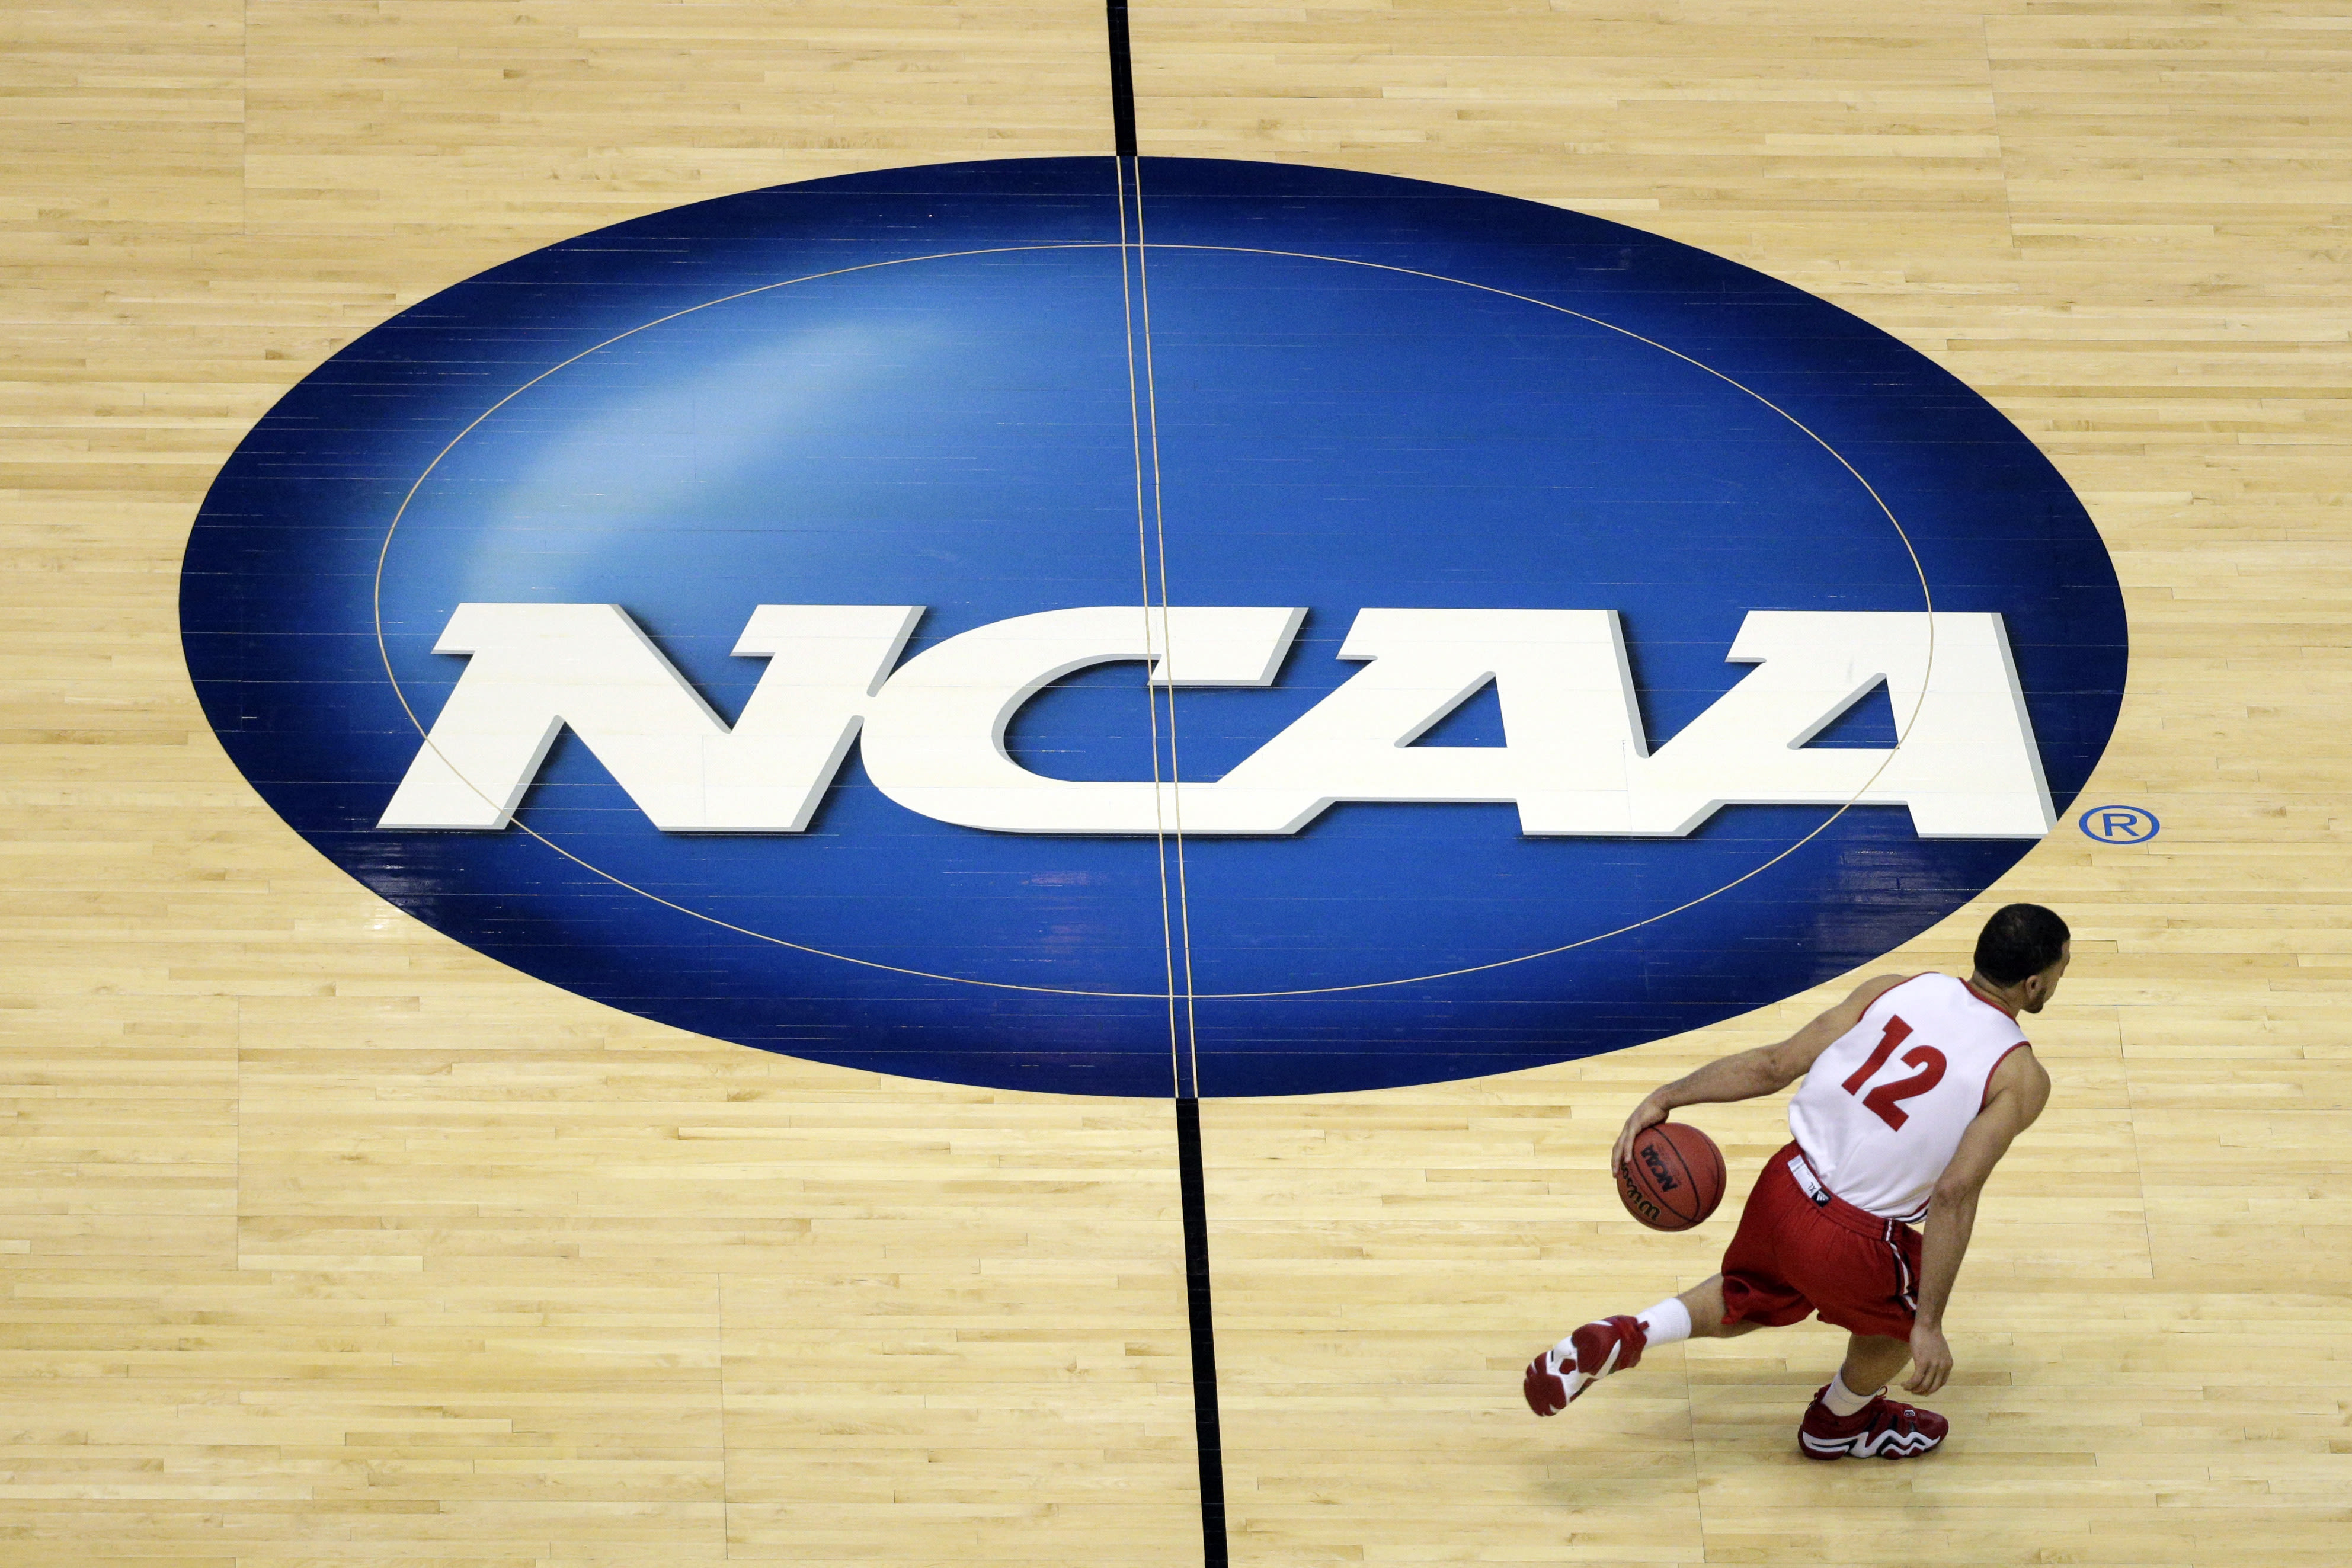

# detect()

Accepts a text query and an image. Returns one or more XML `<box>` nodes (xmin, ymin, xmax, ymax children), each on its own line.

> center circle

<box><xmin>183</xmin><ymin>156</ymin><xmax>2127</xmax><ymax>1096</ymax></box>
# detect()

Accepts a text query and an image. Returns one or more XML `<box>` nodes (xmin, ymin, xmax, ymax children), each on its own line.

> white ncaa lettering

<box><xmin>1630</xmin><ymin>612</ymin><xmax>2054</xmax><ymax>838</ymax></box>
<box><xmin>378</xmin><ymin>604</ymin><xmax>2054</xmax><ymax>840</ymax></box>
<box><xmin>376</xmin><ymin>603</ymin><xmax>919</xmax><ymax>831</ymax></box>
<box><xmin>855</xmin><ymin>606</ymin><xmax>1307</xmax><ymax>834</ymax></box>
<box><xmin>1197</xmin><ymin>610</ymin><xmax>1643</xmax><ymax>834</ymax></box>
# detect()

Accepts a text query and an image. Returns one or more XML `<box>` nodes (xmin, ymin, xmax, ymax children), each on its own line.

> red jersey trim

<box><xmin>1963</xmin><ymin>978</ymin><xmax>2018</xmax><ymax>1019</ymax></box>
<box><xmin>1979</xmin><ymin>1040</ymin><xmax>2034</xmax><ymax>1112</ymax></box>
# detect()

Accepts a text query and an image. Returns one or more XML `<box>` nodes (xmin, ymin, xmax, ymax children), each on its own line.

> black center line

<box><xmin>1107</xmin><ymin>7</ymin><xmax>1228</xmax><ymax>1563</ymax></box>
<box><xmin>1106</xmin><ymin>1</ymin><xmax>1139</xmax><ymax>158</ymax></box>
<box><xmin>1176</xmin><ymin>1095</ymin><xmax>1229</xmax><ymax>1567</ymax></box>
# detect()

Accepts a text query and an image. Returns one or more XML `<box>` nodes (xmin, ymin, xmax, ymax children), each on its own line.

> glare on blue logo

<box><xmin>180</xmin><ymin>158</ymin><xmax>2129</xmax><ymax>1097</ymax></box>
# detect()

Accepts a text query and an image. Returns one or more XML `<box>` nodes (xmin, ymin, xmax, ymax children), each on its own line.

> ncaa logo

<box><xmin>180</xmin><ymin>158</ymin><xmax>2127</xmax><ymax>1097</ymax></box>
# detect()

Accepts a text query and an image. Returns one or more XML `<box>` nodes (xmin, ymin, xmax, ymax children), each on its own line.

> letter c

<box><xmin>857</xmin><ymin>606</ymin><xmax>1305</xmax><ymax>834</ymax></box>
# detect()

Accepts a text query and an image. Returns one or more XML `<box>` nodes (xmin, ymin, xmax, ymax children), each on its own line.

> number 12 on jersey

<box><xmin>1841</xmin><ymin>1016</ymin><xmax>1948</xmax><ymax>1132</ymax></box>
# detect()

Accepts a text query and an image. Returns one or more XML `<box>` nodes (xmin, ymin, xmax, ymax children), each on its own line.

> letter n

<box><xmin>377</xmin><ymin>603</ymin><xmax>919</xmax><ymax>831</ymax></box>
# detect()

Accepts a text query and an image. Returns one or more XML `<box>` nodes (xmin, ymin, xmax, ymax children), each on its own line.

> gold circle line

<box><xmin>370</xmin><ymin>239</ymin><xmax>1937</xmax><ymax>1001</ymax></box>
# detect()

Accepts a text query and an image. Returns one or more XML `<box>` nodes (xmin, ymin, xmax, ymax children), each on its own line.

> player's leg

<box><xmin>1525</xmin><ymin>1150</ymin><xmax>1815</xmax><ymax>1417</ymax></box>
<box><xmin>1521</xmin><ymin>1289</ymin><xmax>1691</xmax><ymax>1415</ymax></box>
<box><xmin>1522</xmin><ymin>1275</ymin><xmax>1769</xmax><ymax>1416</ymax></box>
<box><xmin>1673</xmin><ymin>1274</ymin><xmax>1762</xmax><ymax>1339</ymax></box>
<box><xmin>1796</xmin><ymin>1330</ymin><xmax>1947</xmax><ymax>1460</ymax></box>
<box><xmin>1835</xmin><ymin>1332</ymin><xmax>1911</xmax><ymax>1393</ymax></box>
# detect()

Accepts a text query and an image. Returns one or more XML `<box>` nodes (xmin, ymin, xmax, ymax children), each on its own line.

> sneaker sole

<box><xmin>1523</xmin><ymin>1355</ymin><xmax>1568</xmax><ymax>1417</ymax></box>
<box><xmin>1524</xmin><ymin>1335</ymin><xmax>1625</xmax><ymax>1416</ymax></box>
<box><xmin>1799</xmin><ymin>1429</ymin><xmax>1945</xmax><ymax>1461</ymax></box>
<box><xmin>1561</xmin><ymin>1336</ymin><xmax>1623</xmax><ymax>1403</ymax></box>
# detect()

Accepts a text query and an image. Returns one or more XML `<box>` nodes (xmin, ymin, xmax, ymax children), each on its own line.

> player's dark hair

<box><xmin>1973</xmin><ymin>903</ymin><xmax>2070</xmax><ymax>985</ymax></box>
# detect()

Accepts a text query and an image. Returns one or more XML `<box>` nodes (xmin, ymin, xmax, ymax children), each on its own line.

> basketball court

<box><xmin>4</xmin><ymin>4</ymin><xmax>2347</xmax><ymax>1564</ymax></box>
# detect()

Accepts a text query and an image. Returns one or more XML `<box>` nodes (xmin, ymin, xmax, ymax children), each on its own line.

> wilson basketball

<box><xmin>1617</xmin><ymin>1122</ymin><xmax>1728</xmax><ymax>1232</ymax></box>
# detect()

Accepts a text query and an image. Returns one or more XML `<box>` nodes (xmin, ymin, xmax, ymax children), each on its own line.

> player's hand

<box><xmin>1612</xmin><ymin>1095</ymin><xmax>1670</xmax><ymax>1176</ymax></box>
<box><xmin>1904</xmin><ymin>1323</ymin><xmax>1953</xmax><ymax>1396</ymax></box>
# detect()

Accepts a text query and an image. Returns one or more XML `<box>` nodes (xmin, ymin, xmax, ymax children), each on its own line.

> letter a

<box><xmin>1193</xmin><ymin>609</ymin><xmax>1646</xmax><ymax>834</ymax></box>
<box><xmin>1627</xmin><ymin>611</ymin><xmax>2053</xmax><ymax>837</ymax></box>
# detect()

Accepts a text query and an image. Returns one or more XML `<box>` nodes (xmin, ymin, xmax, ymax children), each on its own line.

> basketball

<box><xmin>1617</xmin><ymin>1122</ymin><xmax>1729</xmax><ymax>1232</ymax></box>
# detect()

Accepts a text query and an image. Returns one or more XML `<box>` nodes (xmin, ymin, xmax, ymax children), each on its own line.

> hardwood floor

<box><xmin>2</xmin><ymin>2</ymin><xmax>2346</xmax><ymax>1563</ymax></box>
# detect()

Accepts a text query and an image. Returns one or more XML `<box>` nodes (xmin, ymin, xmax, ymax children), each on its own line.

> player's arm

<box><xmin>1904</xmin><ymin>1046</ymin><xmax>2052</xmax><ymax>1396</ymax></box>
<box><xmin>1611</xmin><ymin>974</ymin><xmax>1910</xmax><ymax>1172</ymax></box>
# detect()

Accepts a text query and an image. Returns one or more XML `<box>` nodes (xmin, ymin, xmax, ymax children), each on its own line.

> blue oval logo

<box><xmin>180</xmin><ymin>158</ymin><xmax>2127</xmax><ymax>1097</ymax></box>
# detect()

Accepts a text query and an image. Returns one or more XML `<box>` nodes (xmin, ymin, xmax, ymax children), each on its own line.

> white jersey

<box><xmin>1788</xmin><ymin>973</ymin><xmax>2030</xmax><ymax>1222</ymax></box>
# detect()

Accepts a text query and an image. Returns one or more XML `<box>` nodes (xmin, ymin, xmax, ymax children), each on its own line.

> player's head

<box><xmin>1972</xmin><ymin>903</ymin><xmax>2071</xmax><ymax>1013</ymax></box>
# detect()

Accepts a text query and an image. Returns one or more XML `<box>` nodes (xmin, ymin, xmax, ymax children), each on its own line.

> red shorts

<box><xmin>1718</xmin><ymin>1141</ymin><xmax>1922</xmax><ymax>1340</ymax></box>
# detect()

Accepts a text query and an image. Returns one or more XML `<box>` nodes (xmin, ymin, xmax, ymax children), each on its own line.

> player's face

<box><xmin>2019</xmin><ymin>942</ymin><xmax>2072</xmax><ymax>1013</ymax></box>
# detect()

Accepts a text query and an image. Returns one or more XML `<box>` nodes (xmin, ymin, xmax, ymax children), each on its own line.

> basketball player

<box><xmin>1522</xmin><ymin>903</ymin><xmax>2069</xmax><ymax>1460</ymax></box>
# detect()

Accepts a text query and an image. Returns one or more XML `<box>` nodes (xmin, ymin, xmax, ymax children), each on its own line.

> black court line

<box><xmin>1108</xmin><ymin>6</ymin><xmax>1228</xmax><ymax>1563</ymax></box>
<box><xmin>1106</xmin><ymin>1</ymin><xmax>1140</xmax><ymax>157</ymax></box>
<box><xmin>1176</xmin><ymin>1097</ymin><xmax>1228</xmax><ymax>1567</ymax></box>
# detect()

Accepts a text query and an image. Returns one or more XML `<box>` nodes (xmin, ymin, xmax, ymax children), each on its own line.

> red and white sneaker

<box><xmin>1797</xmin><ymin>1386</ymin><xmax>1949</xmax><ymax>1460</ymax></box>
<box><xmin>1522</xmin><ymin>1314</ymin><xmax>1647</xmax><ymax>1416</ymax></box>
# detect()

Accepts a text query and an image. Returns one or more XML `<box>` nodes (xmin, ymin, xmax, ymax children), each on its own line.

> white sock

<box><xmin>1823</xmin><ymin>1369</ymin><xmax>1880</xmax><ymax>1417</ymax></box>
<box><xmin>1548</xmin><ymin>1297</ymin><xmax>1693</xmax><ymax>1365</ymax></box>
<box><xmin>1637</xmin><ymin>1297</ymin><xmax>1692</xmax><ymax>1346</ymax></box>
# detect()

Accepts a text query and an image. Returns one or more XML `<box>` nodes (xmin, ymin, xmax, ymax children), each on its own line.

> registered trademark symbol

<box><xmin>2078</xmin><ymin>804</ymin><xmax>2159</xmax><ymax>844</ymax></box>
